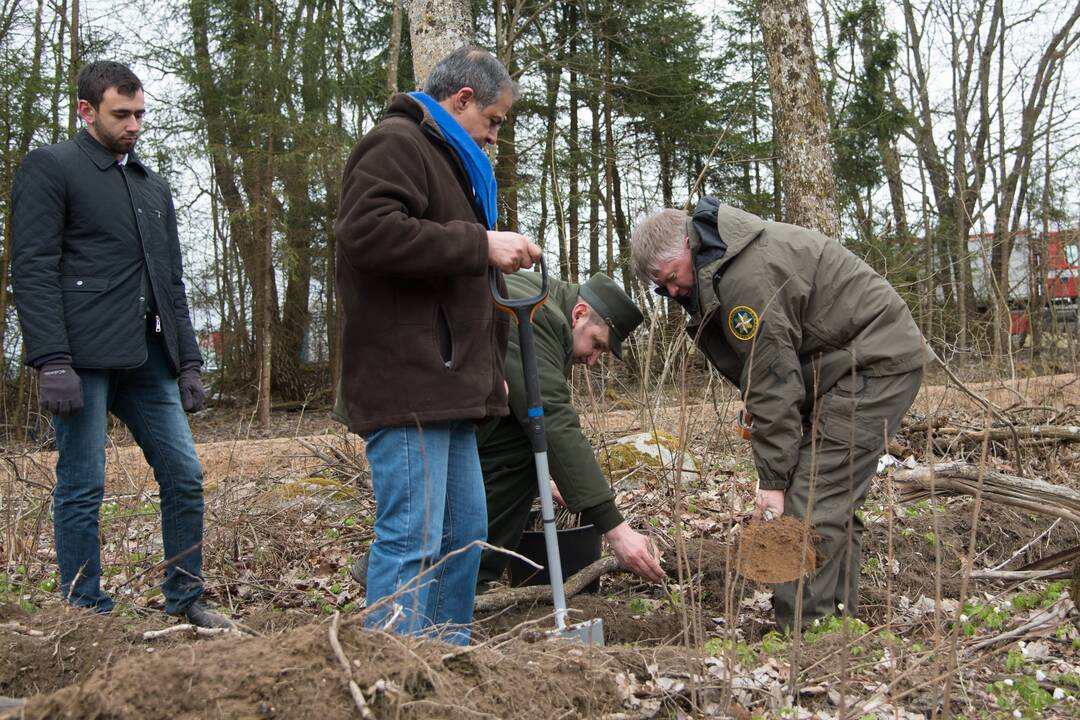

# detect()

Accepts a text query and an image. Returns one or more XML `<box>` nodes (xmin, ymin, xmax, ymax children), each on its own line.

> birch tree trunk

<box><xmin>408</xmin><ymin>0</ymin><xmax>472</xmax><ymax>86</ymax></box>
<box><xmin>386</xmin><ymin>0</ymin><xmax>402</xmax><ymax>99</ymax></box>
<box><xmin>758</xmin><ymin>0</ymin><xmax>839</xmax><ymax>238</ymax></box>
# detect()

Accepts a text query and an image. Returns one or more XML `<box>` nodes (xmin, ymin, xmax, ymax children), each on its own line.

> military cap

<box><xmin>578</xmin><ymin>273</ymin><xmax>644</xmax><ymax>360</ymax></box>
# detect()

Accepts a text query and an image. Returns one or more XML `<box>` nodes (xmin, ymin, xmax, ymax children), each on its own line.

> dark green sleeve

<box><xmin>505</xmin><ymin>308</ymin><xmax>622</xmax><ymax>531</ymax></box>
<box><xmin>717</xmin><ymin>256</ymin><xmax>807</xmax><ymax>491</ymax></box>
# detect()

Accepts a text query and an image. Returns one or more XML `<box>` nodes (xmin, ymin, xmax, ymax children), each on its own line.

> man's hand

<box><xmin>754</xmin><ymin>489</ymin><xmax>785</xmax><ymax>521</ymax></box>
<box><xmin>550</xmin><ymin>480</ymin><xmax>566</xmax><ymax>508</ymax></box>
<box><xmin>605</xmin><ymin>522</ymin><xmax>665</xmax><ymax>583</ymax></box>
<box><xmin>178</xmin><ymin>362</ymin><xmax>206</xmax><ymax>413</ymax></box>
<box><xmin>487</xmin><ymin>231</ymin><xmax>542</xmax><ymax>274</ymax></box>
<box><xmin>38</xmin><ymin>360</ymin><xmax>83</xmax><ymax>418</ymax></box>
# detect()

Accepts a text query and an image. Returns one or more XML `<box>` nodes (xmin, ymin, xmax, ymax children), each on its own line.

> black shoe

<box><xmin>350</xmin><ymin>552</ymin><xmax>369</xmax><ymax>588</ymax></box>
<box><xmin>183</xmin><ymin>600</ymin><xmax>235</xmax><ymax>630</ymax></box>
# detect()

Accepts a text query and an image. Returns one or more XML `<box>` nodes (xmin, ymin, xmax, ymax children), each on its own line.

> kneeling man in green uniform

<box><xmin>476</xmin><ymin>271</ymin><xmax>664</xmax><ymax>587</ymax></box>
<box><xmin>630</xmin><ymin>198</ymin><xmax>924</xmax><ymax>630</ymax></box>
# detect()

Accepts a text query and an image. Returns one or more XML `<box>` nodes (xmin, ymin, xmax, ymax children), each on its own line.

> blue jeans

<box><xmin>53</xmin><ymin>334</ymin><xmax>205</xmax><ymax>615</ymax></box>
<box><xmin>363</xmin><ymin>421</ymin><xmax>487</xmax><ymax>645</ymax></box>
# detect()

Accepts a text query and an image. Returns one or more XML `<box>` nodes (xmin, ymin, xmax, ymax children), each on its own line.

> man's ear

<box><xmin>454</xmin><ymin>86</ymin><xmax>476</xmax><ymax>111</ymax></box>
<box><xmin>77</xmin><ymin>99</ymin><xmax>95</xmax><ymax>125</ymax></box>
<box><xmin>570</xmin><ymin>301</ymin><xmax>590</xmax><ymax>328</ymax></box>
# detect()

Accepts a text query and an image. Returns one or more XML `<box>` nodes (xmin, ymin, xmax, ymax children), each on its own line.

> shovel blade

<box><xmin>546</xmin><ymin>618</ymin><xmax>604</xmax><ymax>646</ymax></box>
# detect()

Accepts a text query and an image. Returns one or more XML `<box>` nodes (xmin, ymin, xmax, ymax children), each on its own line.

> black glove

<box><xmin>38</xmin><ymin>359</ymin><xmax>84</xmax><ymax>418</ymax></box>
<box><xmin>178</xmin><ymin>362</ymin><xmax>205</xmax><ymax>413</ymax></box>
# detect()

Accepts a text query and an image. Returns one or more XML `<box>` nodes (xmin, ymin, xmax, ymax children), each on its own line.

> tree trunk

<box><xmin>588</xmin><ymin>90</ymin><xmax>600</xmax><ymax>278</ymax></box>
<box><xmin>407</xmin><ymin>0</ymin><xmax>471</xmax><ymax>85</ymax></box>
<box><xmin>66</xmin><ymin>0</ymin><xmax>78</xmax><ymax>136</ymax></box>
<box><xmin>567</xmin><ymin>10</ymin><xmax>580</xmax><ymax>282</ymax></box>
<box><xmin>0</xmin><ymin>0</ymin><xmax>47</xmax><ymax>358</ymax></box>
<box><xmin>495</xmin><ymin>106</ymin><xmax>519</xmax><ymax>232</ymax></box>
<box><xmin>758</xmin><ymin>0</ymin><xmax>839</xmax><ymax>238</ymax></box>
<box><xmin>386</xmin><ymin>0</ymin><xmax>403</xmax><ymax>100</ymax></box>
<box><xmin>538</xmin><ymin>52</ymin><xmax>561</xmax><ymax>263</ymax></box>
<box><xmin>257</xmin><ymin>133</ymin><xmax>273</xmax><ymax>430</ymax></box>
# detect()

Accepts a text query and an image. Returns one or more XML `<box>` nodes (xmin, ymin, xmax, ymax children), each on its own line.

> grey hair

<box><xmin>630</xmin><ymin>208</ymin><xmax>688</xmax><ymax>281</ymax></box>
<box><xmin>423</xmin><ymin>46</ymin><xmax>517</xmax><ymax>108</ymax></box>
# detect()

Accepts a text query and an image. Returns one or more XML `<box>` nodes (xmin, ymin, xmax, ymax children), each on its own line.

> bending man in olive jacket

<box><xmin>10</xmin><ymin>61</ymin><xmax>228</xmax><ymax>628</ymax></box>
<box><xmin>631</xmin><ymin>198</ymin><xmax>924</xmax><ymax>630</ymax></box>
<box><xmin>476</xmin><ymin>272</ymin><xmax>665</xmax><ymax>587</ymax></box>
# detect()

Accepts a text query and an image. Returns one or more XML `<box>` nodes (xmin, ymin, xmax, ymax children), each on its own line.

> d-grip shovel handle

<box><xmin>489</xmin><ymin>257</ymin><xmax>549</xmax><ymax>455</ymax></box>
<box><xmin>488</xmin><ymin>255</ymin><xmax>549</xmax><ymax>310</ymax></box>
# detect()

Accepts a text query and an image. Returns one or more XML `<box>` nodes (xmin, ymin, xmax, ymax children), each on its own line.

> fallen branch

<box><xmin>473</xmin><ymin>555</ymin><xmax>621</xmax><ymax>613</ymax></box>
<box><xmin>0</xmin><ymin>622</ymin><xmax>44</xmax><ymax>637</ymax></box>
<box><xmin>891</xmin><ymin>462</ymin><xmax>1080</xmax><ymax>524</ymax></box>
<box><xmin>926</xmin><ymin>425</ymin><xmax>1080</xmax><ymax>444</ymax></box>
<box><xmin>328</xmin><ymin>612</ymin><xmax>373</xmax><ymax>719</ymax></box>
<box><xmin>969</xmin><ymin>569</ymin><xmax>1070</xmax><ymax>581</ymax></box>
<box><xmin>969</xmin><ymin>596</ymin><xmax>1075</xmax><ymax>651</ymax></box>
<box><xmin>142</xmin><ymin>624</ymin><xmax>236</xmax><ymax>640</ymax></box>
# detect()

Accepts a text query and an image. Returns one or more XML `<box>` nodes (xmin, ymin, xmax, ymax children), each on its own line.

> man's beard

<box><xmin>99</xmin><ymin>128</ymin><xmax>138</xmax><ymax>155</ymax></box>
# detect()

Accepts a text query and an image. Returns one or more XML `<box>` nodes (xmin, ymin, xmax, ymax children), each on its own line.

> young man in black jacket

<box><xmin>11</xmin><ymin>61</ymin><xmax>229</xmax><ymax>628</ymax></box>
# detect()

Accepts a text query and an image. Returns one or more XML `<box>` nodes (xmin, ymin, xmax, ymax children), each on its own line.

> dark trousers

<box><xmin>476</xmin><ymin>438</ymin><xmax>538</xmax><ymax>588</ymax></box>
<box><xmin>772</xmin><ymin>369</ymin><xmax>922</xmax><ymax>630</ymax></box>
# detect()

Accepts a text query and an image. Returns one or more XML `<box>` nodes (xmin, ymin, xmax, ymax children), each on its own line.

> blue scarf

<box><xmin>408</xmin><ymin>91</ymin><xmax>498</xmax><ymax>230</ymax></box>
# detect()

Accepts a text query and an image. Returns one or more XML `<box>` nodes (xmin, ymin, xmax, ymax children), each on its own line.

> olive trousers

<box><xmin>771</xmin><ymin>369</ymin><xmax>922</xmax><ymax>630</ymax></box>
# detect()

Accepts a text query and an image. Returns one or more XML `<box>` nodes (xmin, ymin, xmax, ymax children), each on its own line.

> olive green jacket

<box><xmin>671</xmin><ymin>198</ymin><xmax>924</xmax><ymax>491</ymax></box>
<box><xmin>477</xmin><ymin>272</ymin><xmax>622</xmax><ymax>533</ymax></box>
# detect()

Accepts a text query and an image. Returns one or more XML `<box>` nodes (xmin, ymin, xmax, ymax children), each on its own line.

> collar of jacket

<box><xmin>686</xmin><ymin>197</ymin><xmax>766</xmax><ymax>316</ymax></box>
<box><xmin>386</xmin><ymin>92</ymin><xmax>457</xmax><ymax>148</ymax></box>
<box><xmin>385</xmin><ymin>93</ymin><xmax>487</xmax><ymax>225</ymax></box>
<box><xmin>75</xmin><ymin>128</ymin><xmax>146</xmax><ymax>172</ymax></box>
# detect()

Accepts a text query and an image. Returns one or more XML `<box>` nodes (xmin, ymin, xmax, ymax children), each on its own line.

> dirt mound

<box><xmin>735</xmin><ymin>516</ymin><xmax>817</xmax><ymax>584</ymax></box>
<box><xmin>9</xmin><ymin>614</ymin><xmax>629</xmax><ymax>720</ymax></box>
<box><xmin>0</xmin><ymin>604</ymin><xmax>194</xmax><ymax>699</ymax></box>
<box><xmin>0</xmin><ymin>604</ymin><xmax>332</xmax><ymax>700</ymax></box>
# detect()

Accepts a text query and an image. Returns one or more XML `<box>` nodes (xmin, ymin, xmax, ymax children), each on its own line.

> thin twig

<box><xmin>328</xmin><ymin>612</ymin><xmax>373</xmax><ymax>719</ymax></box>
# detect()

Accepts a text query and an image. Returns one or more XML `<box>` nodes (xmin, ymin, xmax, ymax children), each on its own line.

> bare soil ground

<box><xmin>4</xmin><ymin>372</ymin><xmax>1080</xmax><ymax>717</ymax></box>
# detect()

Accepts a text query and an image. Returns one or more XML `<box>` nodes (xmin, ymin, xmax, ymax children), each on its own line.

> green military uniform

<box><xmin>476</xmin><ymin>271</ymin><xmax>642</xmax><ymax>587</ymax></box>
<box><xmin>669</xmin><ymin>197</ymin><xmax>924</xmax><ymax>629</ymax></box>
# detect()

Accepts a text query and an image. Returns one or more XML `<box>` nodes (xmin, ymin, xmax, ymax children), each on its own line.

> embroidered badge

<box><xmin>728</xmin><ymin>306</ymin><xmax>759</xmax><ymax>341</ymax></box>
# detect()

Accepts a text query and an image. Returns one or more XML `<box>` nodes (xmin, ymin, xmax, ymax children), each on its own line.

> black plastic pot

<box><xmin>505</xmin><ymin>521</ymin><xmax>602</xmax><ymax>594</ymax></box>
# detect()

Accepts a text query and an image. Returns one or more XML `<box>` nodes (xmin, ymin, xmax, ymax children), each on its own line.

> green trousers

<box><xmin>771</xmin><ymin>369</ymin><xmax>922</xmax><ymax>630</ymax></box>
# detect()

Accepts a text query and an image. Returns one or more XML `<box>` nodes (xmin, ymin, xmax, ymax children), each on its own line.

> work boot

<box><xmin>183</xmin><ymin>600</ymin><xmax>235</xmax><ymax>630</ymax></box>
<box><xmin>349</xmin><ymin>552</ymin><xmax>369</xmax><ymax>589</ymax></box>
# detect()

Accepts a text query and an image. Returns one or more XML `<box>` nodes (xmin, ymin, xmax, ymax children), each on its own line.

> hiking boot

<box><xmin>350</xmin><ymin>552</ymin><xmax>369</xmax><ymax>588</ymax></box>
<box><xmin>183</xmin><ymin>600</ymin><xmax>235</xmax><ymax>630</ymax></box>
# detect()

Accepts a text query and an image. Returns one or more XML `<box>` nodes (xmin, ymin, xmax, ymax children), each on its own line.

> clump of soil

<box><xmin>735</xmin><ymin>516</ymin><xmax>817</xmax><ymax>584</ymax></box>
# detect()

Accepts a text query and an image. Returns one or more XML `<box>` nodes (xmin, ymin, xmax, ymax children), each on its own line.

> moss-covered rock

<box><xmin>597</xmin><ymin>431</ymin><xmax>697</xmax><ymax>489</ymax></box>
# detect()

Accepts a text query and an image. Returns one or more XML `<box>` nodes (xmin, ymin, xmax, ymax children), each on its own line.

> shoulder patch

<box><xmin>727</xmin><ymin>306</ymin><xmax>759</xmax><ymax>342</ymax></box>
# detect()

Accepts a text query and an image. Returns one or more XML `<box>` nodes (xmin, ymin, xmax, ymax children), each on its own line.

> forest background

<box><xmin>2</xmin><ymin>0</ymin><xmax>1080</xmax><ymax>438</ymax></box>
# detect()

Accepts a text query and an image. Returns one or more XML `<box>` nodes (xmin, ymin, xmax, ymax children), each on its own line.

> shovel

<box><xmin>490</xmin><ymin>261</ymin><xmax>605</xmax><ymax>646</ymax></box>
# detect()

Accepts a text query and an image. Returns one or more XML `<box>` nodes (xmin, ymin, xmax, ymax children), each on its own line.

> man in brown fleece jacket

<box><xmin>334</xmin><ymin>46</ymin><xmax>540</xmax><ymax>645</ymax></box>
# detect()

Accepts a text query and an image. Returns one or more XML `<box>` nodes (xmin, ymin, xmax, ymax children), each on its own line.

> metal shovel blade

<box><xmin>545</xmin><ymin>617</ymin><xmax>605</xmax><ymax>646</ymax></box>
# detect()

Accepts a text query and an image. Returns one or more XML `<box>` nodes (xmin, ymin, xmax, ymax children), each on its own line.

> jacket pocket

<box><xmin>61</xmin><ymin>276</ymin><xmax>108</xmax><ymax>292</ymax></box>
<box><xmin>434</xmin><ymin>304</ymin><xmax>454</xmax><ymax>368</ymax></box>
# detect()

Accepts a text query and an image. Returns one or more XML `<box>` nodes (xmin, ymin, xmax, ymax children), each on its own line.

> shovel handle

<box><xmin>490</xmin><ymin>259</ymin><xmax>549</xmax><ymax>454</ymax></box>
<box><xmin>489</xmin><ymin>259</ymin><xmax>570</xmax><ymax>630</ymax></box>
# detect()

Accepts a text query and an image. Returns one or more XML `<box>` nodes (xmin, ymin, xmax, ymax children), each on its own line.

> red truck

<box><xmin>967</xmin><ymin>229</ymin><xmax>1079</xmax><ymax>335</ymax></box>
